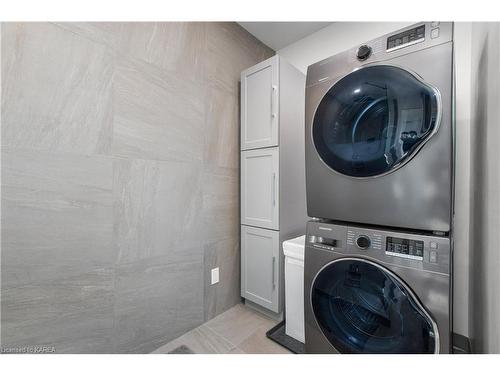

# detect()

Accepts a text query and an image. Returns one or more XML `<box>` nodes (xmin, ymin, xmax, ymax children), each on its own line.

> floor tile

<box><xmin>203</xmin><ymin>303</ymin><xmax>277</xmax><ymax>347</ymax></box>
<box><xmin>152</xmin><ymin>325</ymin><xmax>235</xmax><ymax>354</ymax></box>
<box><xmin>237</xmin><ymin>324</ymin><xmax>291</xmax><ymax>354</ymax></box>
<box><xmin>151</xmin><ymin>303</ymin><xmax>291</xmax><ymax>354</ymax></box>
<box><xmin>228</xmin><ymin>347</ymin><xmax>246</xmax><ymax>354</ymax></box>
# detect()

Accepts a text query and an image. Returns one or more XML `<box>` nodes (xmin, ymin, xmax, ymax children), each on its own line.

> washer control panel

<box><xmin>386</xmin><ymin>236</ymin><xmax>424</xmax><ymax>261</ymax></box>
<box><xmin>347</xmin><ymin>229</ymin><xmax>382</xmax><ymax>250</ymax></box>
<box><xmin>309</xmin><ymin>235</ymin><xmax>339</xmax><ymax>251</ymax></box>
<box><xmin>306</xmin><ymin>220</ymin><xmax>451</xmax><ymax>275</ymax></box>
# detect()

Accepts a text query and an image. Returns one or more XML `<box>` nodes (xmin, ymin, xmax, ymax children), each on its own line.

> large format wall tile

<box><xmin>112</xmin><ymin>252</ymin><xmax>204</xmax><ymax>353</ymax></box>
<box><xmin>1</xmin><ymin>23</ymin><xmax>113</xmax><ymax>155</ymax></box>
<box><xmin>1</xmin><ymin>148</ymin><xmax>114</xmax><ymax>288</ymax></box>
<box><xmin>203</xmin><ymin>237</ymin><xmax>241</xmax><ymax>321</ymax></box>
<box><xmin>52</xmin><ymin>22</ymin><xmax>124</xmax><ymax>52</ymax></box>
<box><xmin>55</xmin><ymin>22</ymin><xmax>207</xmax><ymax>84</ymax></box>
<box><xmin>206</xmin><ymin>22</ymin><xmax>274</xmax><ymax>94</ymax></box>
<box><xmin>113</xmin><ymin>158</ymin><xmax>202</xmax><ymax>264</ymax></box>
<box><xmin>112</xmin><ymin>57</ymin><xmax>205</xmax><ymax>162</ymax></box>
<box><xmin>199</xmin><ymin>169</ymin><xmax>239</xmax><ymax>242</ymax></box>
<box><xmin>113</xmin><ymin>22</ymin><xmax>207</xmax><ymax>84</ymax></box>
<box><xmin>1</xmin><ymin>21</ymin><xmax>273</xmax><ymax>353</ymax></box>
<box><xmin>204</xmin><ymin>86</ymin><xmax>240</xmax><ymax>170</ymax></box>
<box><xmin>1</xmin><ymin>268</ymin><xmax>114</xmax><ymax>353</ymax></box>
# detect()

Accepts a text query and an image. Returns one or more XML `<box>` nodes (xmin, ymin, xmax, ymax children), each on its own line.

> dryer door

<box><xmin>312</xmin><ymin>65</ymin><xmax>440</xmax><ymax>178</ymax></box>
<box><xmin>311</xmin><ymin>258</ymin><xmax>438</xmax><ymax>353</ymax></box>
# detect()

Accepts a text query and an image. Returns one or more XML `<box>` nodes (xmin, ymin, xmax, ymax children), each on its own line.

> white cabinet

<box><xmin>241</xmin><ymin>226</ymin><xmax>279</xmax><ymax>312</ymax></box>
<box><xmin>240</xmin><ymin>55</ymin><xmax>307</xmax><ymax>315</ymax></box>
<box><xmin>241</xmin><ymin>57</ymin><xmax>279</xmax><ymax>150</ymax></box>
<box><xmin>241</xmin><ymin>148</ymin><xmax>279</xmax><ymax>230</ymax></box>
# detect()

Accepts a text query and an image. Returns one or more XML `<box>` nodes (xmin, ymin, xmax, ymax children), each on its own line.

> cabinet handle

<box><xmin>271</xmin><ymin>85</ymin><xmax>277</xmax><ymax>119</ymax></box>
<box><xmin>272</xmin><ymin>173</ymin><xmax>276</xmax><ymax>206</ymax></box>
<box><xmin>272</xmin><ymin>256</ymin><xmax>276</xmax><ymax>289</ymax></box>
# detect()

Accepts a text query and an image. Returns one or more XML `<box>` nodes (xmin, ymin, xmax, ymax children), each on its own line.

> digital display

<box><xmin>317</xmin><ymin>237</ymin><xmax>338</xmax><ymax>247</ymax></box>
<box><xmin>386</xmin><ymin>236</ymin><xmax>424</xmax><ymax>259</ymax></box>
<box><xmin>387</xmin><ymin>25</ymin><xmax>425</xmax><ymax>51</ymax></box>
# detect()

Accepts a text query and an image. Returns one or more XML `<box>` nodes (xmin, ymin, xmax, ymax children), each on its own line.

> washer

<box><xmin>305</xmin><ymin>22</ymin><xmax>454</xmax><ymax>232</ymax></box>
<box><xmin>304</xmin><ymin>220</ymin><xmax>451</xmax><ymax>353</ymax></box>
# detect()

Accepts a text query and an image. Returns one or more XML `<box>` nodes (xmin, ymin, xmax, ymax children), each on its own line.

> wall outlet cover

<box><xmin>211</xmin><ymin>267</ymin><xmax>219</xmax><ymax>285</ymax></box>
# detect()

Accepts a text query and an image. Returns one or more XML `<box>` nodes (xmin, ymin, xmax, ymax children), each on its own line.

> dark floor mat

<box><xmin>168</xmin><ymin>345</ymin><xmax>195</xmax><ymax>354</ymax></box>
<box><xmin>266</xmin><ymin>321</ymin><xmax>305</xmax><ymax>354</ymax></box>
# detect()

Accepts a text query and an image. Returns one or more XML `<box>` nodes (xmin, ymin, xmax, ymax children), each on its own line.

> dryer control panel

<box><xmin>387</xmin><ymin>24</ymin><xmax>426</xmax><ymax>51</ymax></box>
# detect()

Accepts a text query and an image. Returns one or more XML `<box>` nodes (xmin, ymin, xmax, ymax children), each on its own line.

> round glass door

<box><xmin>312</xmin><ymin>65</ymin><xmax>440</xmax><ymax>177</ymax></box>
<box><xmin>311</xmin><ymin>258</ymin><xmax>437</xmax><ymax>353</ymax></box>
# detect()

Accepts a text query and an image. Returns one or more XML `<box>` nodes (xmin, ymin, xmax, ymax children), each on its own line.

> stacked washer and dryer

<box><xmin>303</xmin><ymin>22</ymin><xmax>454</xmax><ymax>353</ymax></box>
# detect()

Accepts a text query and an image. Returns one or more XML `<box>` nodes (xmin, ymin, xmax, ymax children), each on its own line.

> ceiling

<box><xmin>238</xmin><ymin>22</ymin><xmax>332</xmax><ymax>50</ymax></box>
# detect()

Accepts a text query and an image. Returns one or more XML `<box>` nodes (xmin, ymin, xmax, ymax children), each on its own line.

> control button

<box><xmin>356</xmin><ymin>45</ymin><xmax>372</xmax><ymax>61</ymax></box>
<box><xmin>431</xmin><ymin>21</ymin><xmax>440</xmax><ymax>27</ymax></box>
<box><xmin>430</xmin><ymin>241</ymin><xmax>438</xmax><ymax>249</ymax></box>
<box><xmin>431</xmin><ymin>28</ymin><xmax>440</xmax><ymax>39</ymax></box>
<box><xmin>430</xmin><ymin>250</ymin><xmax>438</xmax><ymax>263</ymax></box>
<box><xmin>401</xmin><ymin>244</ymin><xmax>409</xmax><ymax>254</ymax></box>
<box><xmin>356</xmin><ymin>235</ymin><xmax>371</xmax><ymax>249</ymax></box>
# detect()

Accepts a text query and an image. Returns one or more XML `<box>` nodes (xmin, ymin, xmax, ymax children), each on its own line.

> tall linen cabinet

<box><xmin>240</xmin><ymin>55</ymin><xmax>307</xmax><ymax>314</ymax></box>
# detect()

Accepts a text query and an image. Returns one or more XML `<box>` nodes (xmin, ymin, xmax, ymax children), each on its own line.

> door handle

<box><xmin>272</xmin><ymin>256</ymin><xmax>276</xmax><ymax>289</ymax></box>
<box><xmin>271</xmin><ymin>85</ymin><xmax>277</xmax><ymax>119</ymax></box>
<box><xmin>272</xmin><ymin>173</ymin><xmax>276</xmax><ymax>206</ymax></box>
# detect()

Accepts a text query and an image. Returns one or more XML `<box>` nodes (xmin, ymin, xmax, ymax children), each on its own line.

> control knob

<box><xmin>356</xmin><ymin>235</ymin><xmax>371</xmax><ymax>249</ymax></box>
<box><xmin>356</xmin><ymin>45</ymin><xmax>372</xmax><ymax>61</ymax></box>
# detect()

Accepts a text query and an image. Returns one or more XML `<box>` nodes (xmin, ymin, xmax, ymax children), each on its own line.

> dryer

<box><xmin>305</xmin><ymin>22</ymin><xmax>454</xmax><ymax>232</ymax></box>
<box><xmin>304</xmin><ymin>220</ymin><xmax>451</xmax><ymax>353</ymax></box>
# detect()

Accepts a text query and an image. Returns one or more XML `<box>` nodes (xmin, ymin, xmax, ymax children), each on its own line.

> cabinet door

<box><xmin>241</xmin><ymin>225</ymin><xmax>279</xmax><ymax>312</ymax></box>
<box><xmin>241</xmin><ymin>56</ymin><xmax>279</xmax><ymax>150</ymax></box>
<box><xmin>241</xmin><ymin>147</ymin><xmax>279</xmax><ymax>230</ymax></box>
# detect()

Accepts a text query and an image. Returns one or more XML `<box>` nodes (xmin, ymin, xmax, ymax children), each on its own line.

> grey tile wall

<box><xmin>1</xmin><ymin>22</ymin><xmax>274</xmax><ymax>353</ymax></box>
<box><xmin>112</xmin><ymin>57</ymin><xmax>206</xmax><ymax>162</ymax></box>
<box><xmin>1</xmin><ymin>23</ymin><xmax>113</xmax><ymax>155</ymax></box>
<box><xmin>1</xmin><ymin>148</ymin><xmax>114</xmax><ymax>288</ymax></box>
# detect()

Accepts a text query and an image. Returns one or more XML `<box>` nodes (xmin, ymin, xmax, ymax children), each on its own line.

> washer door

<box><xmin>312</xmin><ymin>65</ymin><xmax>440</xmax><ymax>178</ymax></box>
<box><xmin>311</xmin><ymin>258</ymin><xmax>437</xmax><ymax>353</ymax></box>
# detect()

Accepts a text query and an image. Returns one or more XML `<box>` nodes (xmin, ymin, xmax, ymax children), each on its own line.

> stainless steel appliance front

<box><xmin>304</xmin><ymin>220</ymin><xmax>451</xmax><ymax>354</ymax></box>
<box><xmin>305</xmin><ymin>22</ymin><xmax>453</xmax><ymax>232</ymax></box>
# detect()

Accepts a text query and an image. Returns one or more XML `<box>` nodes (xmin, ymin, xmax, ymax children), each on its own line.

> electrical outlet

<box><xmin>211</xmin><ymin>267</ymin><xmax>219</xmax><ymax>285</ymax></box>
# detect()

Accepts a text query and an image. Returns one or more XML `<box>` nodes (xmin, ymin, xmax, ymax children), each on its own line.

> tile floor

<box><xmin>152</xmin><ymin>303</ymin><xmax>292</xmax><ymax>354</ymax></box>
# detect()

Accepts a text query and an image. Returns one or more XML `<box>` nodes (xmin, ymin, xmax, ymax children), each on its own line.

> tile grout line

<box><xmin>200</xmin><ymin>323</ymin><xmax>238</xmax><ymax>353</ymax></box>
